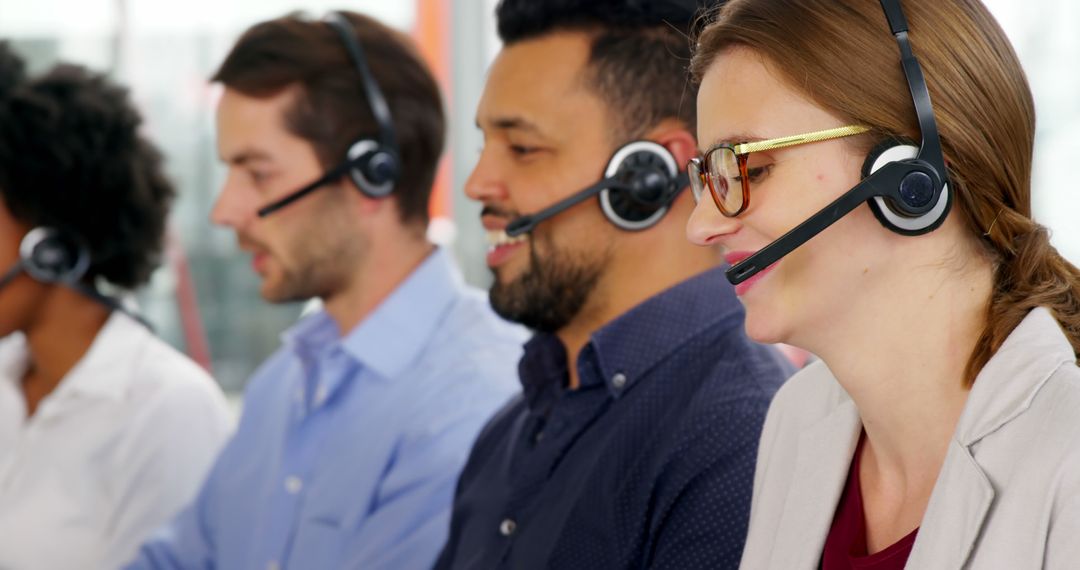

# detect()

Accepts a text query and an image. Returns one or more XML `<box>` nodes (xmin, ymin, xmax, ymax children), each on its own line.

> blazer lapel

<box><xmin>904</xmin><ymin>310</ymin><xmax>1068</xmax><ymax>568</ymax></box>
<box><xmin>906</xmin><ymin>439</ymin><xmax>994</xmax><ymax>569</ymax></box>
<box><xmin>769</xmin><ymin>399</ymin><xmax>861</xmax><ymax>570</ymax></box>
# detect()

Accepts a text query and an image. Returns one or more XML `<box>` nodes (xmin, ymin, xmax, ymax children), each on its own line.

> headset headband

<box><xmin>324</xmin><ymin>12</ymin><xmax>398</xmax><ymax>154</ymax></box>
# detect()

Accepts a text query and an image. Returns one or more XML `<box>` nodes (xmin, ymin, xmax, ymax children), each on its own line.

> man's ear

<box><xmin>339</xmin><ymin>178</ymin><xmax>384</xmax><ymax>217</ymax></box>
<box><xmin>645</xmin><ymin>119</ymin><xmax>698</xmax><ymax>169</ymax></box>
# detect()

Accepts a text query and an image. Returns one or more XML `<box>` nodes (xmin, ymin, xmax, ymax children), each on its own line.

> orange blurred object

<box><xmin>414</xmin><ymin>0</ymin><xmax>453</xmax><ymax>225</ymax></box>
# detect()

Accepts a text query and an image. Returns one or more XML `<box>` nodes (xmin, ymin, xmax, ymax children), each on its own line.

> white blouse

<box><xmin>0</xmin><ymin>312</ymin><xmax>233</xmax><ymax>570</ymax></box>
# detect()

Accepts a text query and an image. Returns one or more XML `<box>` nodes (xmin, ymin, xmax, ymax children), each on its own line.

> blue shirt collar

<box><xmin>519</xmin><ymin>265</ymin><xmax>744</xmax><ymax>403</ymax></box>
<box><xmin>283</xmin><ymin>248</ymin><xmax>464</xmax><ymax>381</ymax></box>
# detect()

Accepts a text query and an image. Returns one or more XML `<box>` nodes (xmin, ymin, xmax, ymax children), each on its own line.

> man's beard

<box><xmin>265</xmin><ymin>251</ymin><xmax>341</xmax><ymax>304</ymax></box>
<box><xmin>244</xmin><ymin>199</ymin><xmax>365</xmax><ymax>304</ymax></box>
<box><xmin>489</xmin><ymin>234</ymin><xmax>610</xmax><ymax>333</ymax></box>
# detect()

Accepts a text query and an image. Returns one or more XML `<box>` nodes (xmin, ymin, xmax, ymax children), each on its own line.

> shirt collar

<box><xmin>519</xmin><ymin>333</ymin><xmax>569</xmax><ymax>412</ymax></box>
<box><xmin>284</xmin><ymin>248</ymin><xmax>465</xmax><ymax>381</ymax></box>
<box><xmin>0</xmin><ymin>312</ymin><xmax>149</xmax><ymax>401</ymax></box>
<box><xmin>955</xmin><ymin>307</ymin><xmax>1077</xmax><ymax>445</ymax></box>
<box><xmin>518</xmin><ymin>265</ymin><xmax>744</xmax><ymax>402</ymax></box>
<box><xmin>587</xmin><ymin>265</ymin><xmax>743</xmax><ymax>397</ymax></box>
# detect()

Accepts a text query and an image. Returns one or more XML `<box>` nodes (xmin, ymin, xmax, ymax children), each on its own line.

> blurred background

<box><xmin>0</xmin><ymin>0</ymin><xmax>1076</xmax><ymax>394</ymax></box>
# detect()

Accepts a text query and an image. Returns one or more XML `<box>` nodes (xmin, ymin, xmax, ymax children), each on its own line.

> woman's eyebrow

<box><xmin>699</xmin><ymin>133</ymin><xmax>765</xmax><ymax>154</ymax></box>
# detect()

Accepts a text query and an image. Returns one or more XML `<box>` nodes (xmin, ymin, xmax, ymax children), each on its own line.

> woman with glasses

<box><xmin>687</xmin><ymin>0</ymin><xmax>1080</xmax><ymax>568</ymax></box>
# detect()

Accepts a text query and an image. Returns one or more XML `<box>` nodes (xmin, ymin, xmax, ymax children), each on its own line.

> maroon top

<box><xmin>821</xmin><ymin>435</ymin><xmax>919</xmax><ymax>570</ymax></box>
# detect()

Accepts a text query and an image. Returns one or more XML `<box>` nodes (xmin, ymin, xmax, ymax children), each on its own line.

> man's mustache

<box><xmin>237</xmin><ymin>233</ymin><xmax>269</xmax><ymax>253</ymax></box>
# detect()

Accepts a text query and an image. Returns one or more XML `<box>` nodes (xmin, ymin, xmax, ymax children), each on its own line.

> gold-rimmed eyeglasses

<box><xmin>688</xmin><ymin>124</ymin><xmax>871</xmax><ymax>217</ymax></box>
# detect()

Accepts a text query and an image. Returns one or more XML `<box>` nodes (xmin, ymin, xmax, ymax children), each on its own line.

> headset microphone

<box><xmin>506</xmin><ymin>178</ymin><xmax>629</xmax><ymax>237</ymax></box>
<box><xmin>725</xmin><ymin>0</ymin><xmax>951</xmax><ymax>286</ymax></box>
<box><xmin>0</xmin><ymin>264</ymin><xmax>21</xmax><ymax>290</ymax></box>
<box><xmin>726</xmin><ymin>159</ymin><xmax>942</xmax><ymax>284</ymax></box>
<box><xmin>506</xmin><ymin>140</ymin><xmax>690</xmax><ymax>237</ymax></box>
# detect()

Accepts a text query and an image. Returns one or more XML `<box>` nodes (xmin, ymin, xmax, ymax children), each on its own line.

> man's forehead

<box><xmin>478</xmin><ymin>39</ymin><xmax>608</xmax><ymax>138</ymax></box>
<box><xmin>488</xmin><ymin>32</ymin><xmax>592</xmax><ymax>94</ymax></box>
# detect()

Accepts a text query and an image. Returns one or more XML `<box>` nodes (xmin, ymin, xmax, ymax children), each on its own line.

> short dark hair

<box><xmin>0</xmin><ymin>61</ymin><xmax>175</xmax><ymax>289</ymax></box>
<box><xmin>212</xmin><ymin>11</ymin><xmax>446</xmax><ymax>227</ymax></box>
<box><xmin>495</xmin><ymin>0</ymin><xmax>715</xmax><ymax>140</ymax></box>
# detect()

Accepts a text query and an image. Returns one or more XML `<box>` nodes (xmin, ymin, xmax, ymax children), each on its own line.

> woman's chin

<box><xmin>742</xmin><ymin>308</ymin><xmax>789</xmax><ymax>346</ymax></box>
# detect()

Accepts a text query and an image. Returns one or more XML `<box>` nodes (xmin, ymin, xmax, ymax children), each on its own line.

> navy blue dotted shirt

<box><xmin>433</xmin><ymin>266</ymin><xmax>793</xmax><ymax>569</ymax></box>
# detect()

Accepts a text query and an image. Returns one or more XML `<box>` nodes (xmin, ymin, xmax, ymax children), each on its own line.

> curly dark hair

<box><xmin>0</xmin><ymin>62</ymin><xmax>175</xmax><ymax>289</ymax></box>
<box><xmin>495</xmin><ymin>0</ymin><xmax>720</xmax><ymax>140</ymax></box>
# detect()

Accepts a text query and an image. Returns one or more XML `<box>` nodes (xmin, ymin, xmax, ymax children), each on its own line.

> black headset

<box><xmin>725</xmin><ymin>0</ymin><xmax>951</xmax><ymax>285</ymax></box>
<box><xmin>506</xmin><ymin>141</ymin><xmax>690</xmax><ymax>237</ymax></box>
<box><xmin>257</xmin><ymin>11</ymin><xmax>401</xmax><ymax>217</ymax></box>
<box><xmin>0</xmin><ymin>227</ymin><xmax>152</xmax><ymax>329</ymax></box>
<box><xmin>0</xmin><ymin>227</ymin><xmax>90</xmax><ymax>286</ymax></box>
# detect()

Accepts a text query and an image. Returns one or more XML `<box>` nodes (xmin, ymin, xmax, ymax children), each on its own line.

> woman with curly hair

<box><xmin>0</xmin><ymin>44</ymin><xmax>232</xmax><ymax>569</ymax></box>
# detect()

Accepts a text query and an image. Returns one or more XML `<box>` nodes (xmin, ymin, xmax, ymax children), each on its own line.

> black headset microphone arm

<box><xmin>257</xmin><ymin>160</ymin><xmax>358</xmax><ymax>217</ymax></box>
<box><xmin>0</xmin><ymin>262</ymin><xmax>23</xmax><ymax>290</ymax></box>
<box><xmin>505</xmin><ymin>178</ymin><xmax>630</xmax><ymax>237</ymax></box>
<box><xmin>505</xmin><ymin>170</ymin><xmax>691</xmax><ymax>237</ymax></box>
<box><xmin>725</xmin><ymin>162</ymin><xmax>911</xmax><ymax>284</ymax></box>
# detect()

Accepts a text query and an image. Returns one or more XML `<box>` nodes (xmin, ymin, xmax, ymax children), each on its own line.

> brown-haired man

<box><xmin>126</xmin><ymin>11</ymin><xmax>524</xmax><ymax>570</ymax></box>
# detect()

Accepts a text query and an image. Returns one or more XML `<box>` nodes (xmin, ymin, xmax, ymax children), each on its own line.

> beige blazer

<box><xmin>740</xmin><ymin>307</ymin><xmax>1080</xmax><ymax>569</ymax></box>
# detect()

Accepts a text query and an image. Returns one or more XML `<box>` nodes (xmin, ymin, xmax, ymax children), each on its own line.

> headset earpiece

<box><xmin>5</xmin><ymin>227</ymin><xmax>154</xmax><ymax>329</ymax></box>
<box><xmin>346</xmin><ymin>139</ymin><xmax>399</xmax><ymax>198</ymax></box>
<box><xmin>599</xmin><ymin>140</ymin><xmax>680</xmax><ymax>231</ymax></box>
<box><xmin>19</xmin><ymin>227</ymin><xmax>90</xmax><ymax>284</ymax></box>
<box><xmin>861</xmin><ymin>140</ymin><xmax>952</xmax><ymax>236</ymax></box>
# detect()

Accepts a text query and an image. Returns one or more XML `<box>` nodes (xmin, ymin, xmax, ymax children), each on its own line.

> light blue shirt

<box><xmin>127</xmin><ymin>249</ymin><xmax>525</xmax><ymax>570</ymax></box>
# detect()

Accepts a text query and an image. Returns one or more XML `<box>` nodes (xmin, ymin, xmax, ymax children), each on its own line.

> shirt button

<box><xmin>611</xmin><ymin>373</ymin><xmax>627</xmax><ymax>389</ymax></box>
<box><xmin>267</xmin><ymin>561</ymin><xmax>281</xmax><ymax>570</ymax></box>
<box><xmin>499</xmin><ymin>518</ymin><xmax>517</xmax><ymax>536</ymax></box>
<box><xmin>284</xmin><ymin>476</ymin><xmax>303</xmax><ymax>494</ymax></box>
<box><xmin>534</xmin><ymin>430</ymin><xmax>545</xmax><ymax>443</ymax></box>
